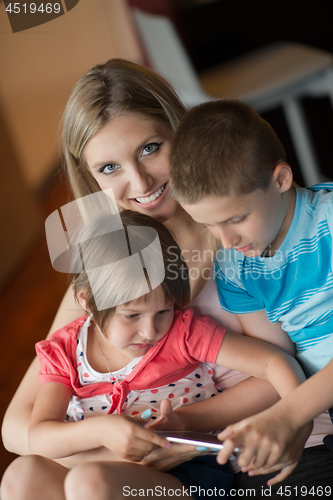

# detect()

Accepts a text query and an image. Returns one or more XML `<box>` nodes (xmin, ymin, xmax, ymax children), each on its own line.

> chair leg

<box><xmin>325</xmin><ymin>69</ymin><xmax>333</xmax><ymax>111</ymax></box>
<box><xmin>282</xmin><ymin>97</ymin><xmax>323</xmax><ymax>186</ymax></box>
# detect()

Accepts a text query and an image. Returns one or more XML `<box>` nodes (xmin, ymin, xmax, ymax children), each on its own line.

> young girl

<box><xmin>26</xmin><ymin>209</ymin><xmax>305</xmax><ymax>500</ymax></box>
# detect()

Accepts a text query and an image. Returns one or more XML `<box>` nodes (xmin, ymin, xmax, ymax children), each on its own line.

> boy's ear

<box><xmin>272</xmin><ymin>163</ymin><xmax>293</xmax><ymax>193</ymax></box>
<box><xmin>76</xmin><ymin>289</ymin><xmax>89</xmax><ymax>312</ymax></box>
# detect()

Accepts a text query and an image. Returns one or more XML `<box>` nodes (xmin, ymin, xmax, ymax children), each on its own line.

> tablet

<box><xmin>156</xmin><ymin>430</ymin><xmax>224</xmax><ymax>450</ymax></box>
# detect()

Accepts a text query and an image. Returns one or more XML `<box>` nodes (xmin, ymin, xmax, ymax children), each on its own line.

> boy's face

<box><xmin>182</xmin><ymin>171</ymin><xmax>294</xmax><ymax>257</ymax></box>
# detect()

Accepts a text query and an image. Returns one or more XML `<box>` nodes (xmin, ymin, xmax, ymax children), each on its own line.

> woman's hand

<box><xmin>216</xmin><ymin>407</ymin><xmax>312</xmax><ymax>484</ymax></box>
<box><xmin>140</xmin><ymin>442</ymin><xmax>202</xmax><ymax>472</ymax></box>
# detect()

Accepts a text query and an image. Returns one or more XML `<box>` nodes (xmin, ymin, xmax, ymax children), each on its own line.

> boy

<box><xmin>169</xmin><ymin>99</ymin><xmax>333</xmax><ymax>485</ymax></box>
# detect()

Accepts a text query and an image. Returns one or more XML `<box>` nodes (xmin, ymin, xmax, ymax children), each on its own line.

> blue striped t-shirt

<box><xmin>215</xmin><ymin>183</ymin><xmax>333</xmax><ymax>362</ymax></box>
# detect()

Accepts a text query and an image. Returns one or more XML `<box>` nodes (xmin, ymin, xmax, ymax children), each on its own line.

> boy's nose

<box><xmin>218</xmin><ymin>227</ymin><xmax>239</xmax><ymax>250</ymax></box>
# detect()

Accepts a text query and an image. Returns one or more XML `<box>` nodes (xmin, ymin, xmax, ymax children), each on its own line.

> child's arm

<box><xmin>216</xmin><ymin>331</ymin><xmax>305</xmax><ymax>398</ymax></box>
<box><xmin>237</xmin><ymin>310</ymin><xmax>295</xmax><ymax>355</ymax></box>
<box><xmin>28</xmin><ymin>382</ymin><xmax>169</xmax><ymax>462</ymax></box>
<box><xmin>210</xmin><ymin>332</ymin><xmax>306</xmax><ymax>484</ymax></box>
<box><xmin>217</xmin><ymin>358</ymin><xmax>333</xmax><ymax>485</ymax></box>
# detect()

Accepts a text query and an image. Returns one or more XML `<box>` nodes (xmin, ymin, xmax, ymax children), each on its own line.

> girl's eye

<box><xmin>126</xmin><ymin>314</ymin><xmax>139</xmax><ymax>319</ymax></box>
<box><xmin>142</xmin><ymin>142</ymin><xmax>162</xmax><ymax>156</ymax></box>
<box><xmin>157</xmin><ymin>308</ymin><xmax>172</xmax><ymax>315</ymax></box>
<box><xmin>99</xmin><ymin>164</ymin><xmax>118</xmax><ymax>175</ymax></box>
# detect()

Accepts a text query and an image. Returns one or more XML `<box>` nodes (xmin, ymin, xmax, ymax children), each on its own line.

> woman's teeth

<box><xmin>135</xmin><ymin>184</ymin><xmax>166</xmax><ymax>204</ymax></box>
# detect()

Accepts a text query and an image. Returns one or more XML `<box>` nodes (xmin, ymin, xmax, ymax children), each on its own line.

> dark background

<box><xmin>171</xmin><ymin>0</ymin><xmax>333</xmax><ymax>185</ymax></box>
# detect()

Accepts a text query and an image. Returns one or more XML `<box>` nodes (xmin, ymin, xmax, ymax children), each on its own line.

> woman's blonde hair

<box><xmin>62</xmin><ymin>59</ymin><xmax>186</xmax><ymax>200</ymax></box>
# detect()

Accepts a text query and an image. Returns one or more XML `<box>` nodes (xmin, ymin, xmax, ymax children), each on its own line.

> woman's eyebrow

<box><xmin>136</xmin><ymin>134</ymin><xmax>164</xmax><ymax>152</ymax></box>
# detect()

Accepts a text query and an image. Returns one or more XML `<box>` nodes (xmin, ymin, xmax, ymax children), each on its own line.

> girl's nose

<box><xmin>140</xmin><ymin>319</ymin><xmax>156</xmax><ymax>341</ymax></box>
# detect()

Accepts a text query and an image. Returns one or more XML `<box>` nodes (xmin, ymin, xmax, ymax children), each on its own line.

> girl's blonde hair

<box><xmin>62</xmin><ymin>58</ymin><xmax>186</xmax><ymax>200</ymax></box>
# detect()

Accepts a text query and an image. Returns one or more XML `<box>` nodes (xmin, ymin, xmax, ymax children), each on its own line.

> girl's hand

<box><xmin>97</xmin><ymin>414</ymin><xmax>170</xmax><ymax>462</ymax></box>
<box><xmin>147</xmin><ymin>399</ymin><xmax>188</xmax><ymax>431</ymax></box>
<box><xmin>216</xmin><ymin>408</ymin><xmax>312</xmax><ymax>484</ymax></box>
<box><xmin>140</xmin><ymin>442</ymin><xmax>202</xmax><ymax>472</ymax></box>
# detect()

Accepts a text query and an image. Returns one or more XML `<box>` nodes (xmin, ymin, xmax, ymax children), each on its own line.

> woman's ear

<box><xmin>76</xmin><ymin>289</ymin><xmax>89</xmax><ymax>312</ymax></box>
<box><xmin>272</xmin><ymin>163</ymin><xmax>293</xmax><ymax>193</ymax></box>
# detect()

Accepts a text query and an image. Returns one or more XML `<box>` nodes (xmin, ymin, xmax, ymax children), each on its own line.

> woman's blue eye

<box><xmin>100</xmin><ymin>164</ymin><xmax>118</xmax><ymax>175</ymax></box>
<box><xmin>142</xmin><ymin>142</ymin><xmax>162</xmax><ymax>156</ymax></box>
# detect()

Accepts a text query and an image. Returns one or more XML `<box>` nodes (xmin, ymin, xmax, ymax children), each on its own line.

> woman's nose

<box><xmin>129</xmin><ymin>165</ymin><xmax>154</xmax><ymax>194</ymax></box>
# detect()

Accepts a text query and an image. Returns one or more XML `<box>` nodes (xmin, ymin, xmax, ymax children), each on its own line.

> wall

<box><xmin>0</xmin><ymin>0</ymin><xmax>143</xmax><ymax>191</ymax></box>
<box><xmin>0</xmin><ymin>0</ymin><xmax>143</xmax><ymax>288</ymax></box>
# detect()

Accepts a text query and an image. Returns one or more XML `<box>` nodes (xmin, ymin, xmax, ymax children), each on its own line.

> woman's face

<box><xmin>84</xmin><ymin>113</ymin><xmax>178</xmax><ymax>222</ymax></box>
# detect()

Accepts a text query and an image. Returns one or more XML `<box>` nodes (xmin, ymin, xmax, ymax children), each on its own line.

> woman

<box><xmin>2</xmin><ymin>59</ymin><xmax>332</xmax><ymax>497</ymax></box>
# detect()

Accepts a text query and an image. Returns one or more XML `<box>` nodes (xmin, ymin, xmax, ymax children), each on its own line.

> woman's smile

<box><xmin>84</xmin><ymin>114</ymin><xmax>178</xmax><ymax>222</ymax></box>
<box><xmin>134</xmin><ymin>182</ymin><xmax>167</xmax><ymax>205</ymax></box>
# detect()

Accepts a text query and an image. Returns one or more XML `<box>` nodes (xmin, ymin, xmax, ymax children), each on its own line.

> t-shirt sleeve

<box><xmin>214</xmin><ymin>253</ymin><xmax>263</xmax><ymax>314</ymax></box>
<box><xmin>36</xmin><ymin>336</ymin><xmax>74</xmax><ymax>390</ymax></box>
<box><xmin>180</xmin><ymin>311</ymin><xmax>226</xmax><ymax>364</ymax></box>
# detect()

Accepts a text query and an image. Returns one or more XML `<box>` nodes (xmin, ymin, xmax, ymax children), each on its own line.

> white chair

<box><xmin>132</xmin><ymin>8</ymin><xmax>333</xmax><ymax>186</ymax></box>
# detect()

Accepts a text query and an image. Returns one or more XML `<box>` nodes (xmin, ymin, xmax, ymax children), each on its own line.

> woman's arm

<box><xmin>29</xmin><ymin>382</ymin><xmax>169</xmax><ymax>462</ymax></box>
<box><xmin>152</xmin><ymin>377</ymin><xmax>279</xmax><ymax>433</ymax></box>
<box><xmin>1</xmin><ymin>286</ymin><xmax>83</xmax><ymax>455</ymax></box>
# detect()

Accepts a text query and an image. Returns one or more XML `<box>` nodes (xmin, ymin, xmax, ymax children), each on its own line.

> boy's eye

<box><xmin>232</xmin><ymin>216</ymin><xmax>247</xmax><ymax>224</ymax></box>
<box><xmin>142</xmin><ymin>142</ymin><xmax>162</xmax><ymax>156</ymax></box>
<box><xmin>99</xmin><ymin>164</ymin><xmax>119</xmax><ymax>175</ymax></box>
<box><xmin>125</xmin><ymin>313</ymin><xmax>139</xmax><ymax>319</ymax></box>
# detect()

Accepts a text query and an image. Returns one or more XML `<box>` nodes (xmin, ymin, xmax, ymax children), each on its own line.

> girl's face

<box><xmin>84</xmin><ymin>113</ymin><xmax>178</xmax><ymax>222</ymax></box>
<box><xmin>105</xmin><ymin>286</ymin><xmax>175</xmax><ymax>358</ymax></box>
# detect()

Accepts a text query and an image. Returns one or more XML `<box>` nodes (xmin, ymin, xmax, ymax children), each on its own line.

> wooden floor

<box><xmin>0</xmin><ymin>176</ymin><xmax>72</xmax><ymax>478</ymax></box>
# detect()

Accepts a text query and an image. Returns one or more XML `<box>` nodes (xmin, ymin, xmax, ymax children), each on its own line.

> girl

<box><xmin>27</xmin><ymin>210</ymin><xmax>304</xmax><ymax>500</ymax></box>
<box><xmin>2</xmin><ymin>59</ymin><xmax>333</xmax><ymax>494</ymax></box>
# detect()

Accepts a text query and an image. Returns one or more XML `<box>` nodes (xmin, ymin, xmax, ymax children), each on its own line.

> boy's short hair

<box><xmin>70</xmin><ymin>210</ymin><xmax>190</xmax><ymax>335</ymax></box>
<box><xmin>169</xmin><ymin>99</ymin><xmax>287</xmax><ymax>204</ymax></box>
